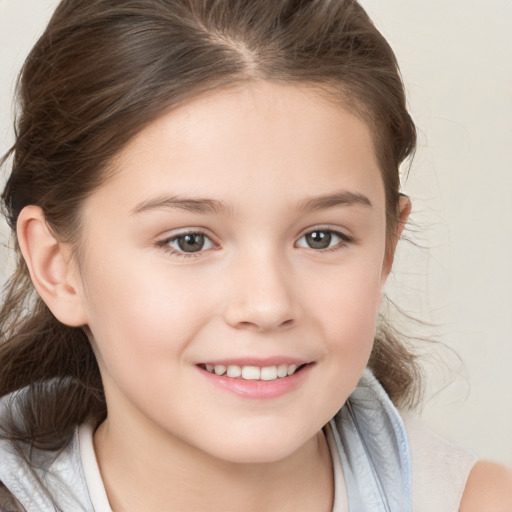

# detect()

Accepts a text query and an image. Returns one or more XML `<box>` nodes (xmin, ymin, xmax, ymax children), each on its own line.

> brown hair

<box><xmin>1</xmin><ymin>0</ymin><xmax>418</xmax><ymax>448</ymax></box>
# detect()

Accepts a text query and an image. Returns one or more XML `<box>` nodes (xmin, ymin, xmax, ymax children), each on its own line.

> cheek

<box><xmin>306</xmin><ymin>255</ymin><xmax>384</xmax><ymax>360</ymax></box>
<box><xmin>81</xmin><ymin>258</ymin><xmax>215</xmax><ymax>416</ymax></box>
<box><xmin>80</xmin><ymin>250</ymin><xmax>215</xmax><ymax>364</ymax></box>
<box><xmin>308</xmin><ymin>252</ymin><xmax>383</xmax><ymax>314</ymax></box>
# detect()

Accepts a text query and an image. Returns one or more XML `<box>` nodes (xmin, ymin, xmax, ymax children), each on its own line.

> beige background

<box><xmin>1</xmin><ymin>0</ymin><xmax>511</xmax><ymax>465</ymax></box>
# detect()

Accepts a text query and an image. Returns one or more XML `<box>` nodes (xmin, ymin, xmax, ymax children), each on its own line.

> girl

<box><xmin>0</xmin><ymin>0</ymin><xmax>510</xmax><ymax>510</ymax></box>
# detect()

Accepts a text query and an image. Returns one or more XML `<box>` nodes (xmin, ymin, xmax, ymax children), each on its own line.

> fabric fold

<box><xmin>331</xmin><ymin>369</ymin><xmax>412</xmax><ymax>511</ymax></box>
<box><xmin>0</xmin><ymin>369</ymin><xmax>412</xmax><ymax>511</ymax></box>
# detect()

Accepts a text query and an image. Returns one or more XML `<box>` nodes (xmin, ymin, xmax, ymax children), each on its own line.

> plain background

<box><xmin>0</xmin><ymin>0</ymin><xmax>511</xmax><ymax>465</ymax></box>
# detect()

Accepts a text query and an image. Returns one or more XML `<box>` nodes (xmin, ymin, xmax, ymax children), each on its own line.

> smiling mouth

<box><xmin>198</xmin><ymin>363</ymin><xmax>310</xmax><ymax>381</ymax></box>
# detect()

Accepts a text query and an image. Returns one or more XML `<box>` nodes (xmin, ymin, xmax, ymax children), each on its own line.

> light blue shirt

<box><xmin>0</xmin><ymin>369</ymin><xmax>412</xmax><ymax>511</ymax></box>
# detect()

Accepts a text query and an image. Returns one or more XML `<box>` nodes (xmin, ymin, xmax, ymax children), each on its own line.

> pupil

<box><xmin>178</xmin><ymin>234</ymin><xmax>205</xmax><ymax>252</ymax></box>
<box><xmin>307</xmin><ymin>231</ymin><xmax>331</xmax><ymax>249</ymax></box>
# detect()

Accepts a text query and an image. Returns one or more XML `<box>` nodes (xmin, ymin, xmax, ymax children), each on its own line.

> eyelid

<box><xmin>155</xmin><ymin>225</ymin><xmax>354</xmax><ymax>258</ymax></box>
<box><xmin>156</xmin><ymin>228</ymin><xmax>219</xmax><ymax>258</ymax></box>
<box><xmin>295</xmin><ymin>225</ymin><xmax>354</xmax><ymax>249</ymax></box>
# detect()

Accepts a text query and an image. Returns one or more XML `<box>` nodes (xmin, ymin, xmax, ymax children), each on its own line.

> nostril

<box><xmin>234</xmin><ymin>321</ymin><xmax>260</xmax><ymax>330</ymax></box>
<box><xmin>232</xmin><ymin>319</ymin><xmax>295</xmax><ymax>331</ymax></box>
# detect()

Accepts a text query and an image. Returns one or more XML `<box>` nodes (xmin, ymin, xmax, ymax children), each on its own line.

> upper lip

<box><xmin>197</xmin><ymin>357</ymin><xmax>311</xmax><ymax>367</ymax></box>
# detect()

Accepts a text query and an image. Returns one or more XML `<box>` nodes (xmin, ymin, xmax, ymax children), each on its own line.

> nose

<box><xmin>222</xmin><ymin>249</ymin><xmax>298</xmax><ymax>332</ymax></box>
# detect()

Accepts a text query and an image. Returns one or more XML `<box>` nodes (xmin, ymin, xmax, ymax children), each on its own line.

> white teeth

<box><xmin>261</xmin><ymin>366</ymin><xmax>278</xmax><ymax>381</ymax></box>
<box><xmin>242</xmin><ymin>366</ymin><xmax>260</xmax><ymax>380</ymax></box>
<box><xmin>287</xmin><ymin>364</ymin><xmax>298</xmax><ymax>376</ymax></box>
<box><xmin>214</xmin><ymin>364</ymin><xmax>226</xmax><ymax>376</ymax></box>
<box><xmin>277</xmin><ymin>364</ymin><xmax>288</xmax><ymax>378</ymax></box>
<box><xmin>227</xmin><ymin>365</ymin><xmax>242</xmax><ymax>378</ymax></box>
<box><xmin>205</xmin><ymin>363</ymin><xmax>304</xmax><ymax>380</ymax></box>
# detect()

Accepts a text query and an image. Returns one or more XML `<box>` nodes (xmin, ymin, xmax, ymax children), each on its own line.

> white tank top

<box><xmin>324</xmin><ymin>412</ymin><xmax>478</xmax><ymax>512</ymax></box>
<box><xmin>78</xmin><ymin>412</ymin><xmax>477</xmax><ymax>512</ymax></box>
<box><xmin>0</xmin><ymin>373</ymin><xmax>478</xmax><ymax>511</ymax></box>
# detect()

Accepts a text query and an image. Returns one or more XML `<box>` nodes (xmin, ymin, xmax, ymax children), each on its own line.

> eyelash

<box><xmin>157</xmin><ymin>230</ymin><xmax>217</xmax><ymax>259</ymax></box>
<box><xmin>295</xmin><ymin>226</ymin><xmax>354</xmax><ymax>252</ymax></box>
<box><xmin>156</xmin><ymin>227</ymin><xmax>354</xmax><ymax>259</ymax></box>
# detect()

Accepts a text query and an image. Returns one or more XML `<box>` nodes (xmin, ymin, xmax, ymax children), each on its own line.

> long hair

<box><xmin>1</xmin><ymin>0</ymin><xmax>418</xmax><ymax>449</ymax></box>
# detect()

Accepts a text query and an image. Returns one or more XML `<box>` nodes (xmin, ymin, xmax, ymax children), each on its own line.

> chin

<box><xmin>202</xmin><ymin>431</ymin><xmax>315</xmax><ymax>465</ymax></box>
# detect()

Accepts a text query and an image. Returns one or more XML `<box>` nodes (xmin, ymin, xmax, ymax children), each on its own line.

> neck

<box><xmin>93</xmin><ymin>415</ymin><xmax>334</xmax><ymax>512</ymax></box>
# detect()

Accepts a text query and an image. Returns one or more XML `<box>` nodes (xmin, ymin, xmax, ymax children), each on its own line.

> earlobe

<box><xmin>16</xmin><ymin>205</ymin><xmax>88</xmax><ymax>327</ymax></box>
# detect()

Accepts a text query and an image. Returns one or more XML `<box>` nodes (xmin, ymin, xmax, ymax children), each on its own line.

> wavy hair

<box><xmin>1</xmin><ymin>0</ymin><xmax>418</xmax><ymax>449</ymax></box>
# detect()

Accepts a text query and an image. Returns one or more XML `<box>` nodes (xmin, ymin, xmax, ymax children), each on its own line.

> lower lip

<box><xmin>196</xmin><ymin>364</ymin><xmax>313</xmax><ymax>399</ymax></box>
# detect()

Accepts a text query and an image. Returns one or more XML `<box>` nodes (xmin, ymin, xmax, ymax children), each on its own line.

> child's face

<box><xmin>76</xmin><ymin>82</ymin><xmax>391</xmax><ymax>463</ymax></box>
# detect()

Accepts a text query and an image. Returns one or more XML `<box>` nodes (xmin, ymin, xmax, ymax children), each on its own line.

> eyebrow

<box><xmin>131</xmin><ymin>189</ymin><xmax>372</xmax><ymax>216</ymax></box>
<box><xmin>297</xmin><ymin>191</ymin><xmax>372</xmax><ymax>211</ymax></box>
<box><xmin>131</xmin><ymin>195</ymin><xmax>233</xmax><ymax>216</ymax></box>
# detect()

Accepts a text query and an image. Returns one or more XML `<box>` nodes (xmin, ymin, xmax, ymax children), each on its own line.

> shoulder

<box><xmin>401</xmin><ymin>412</ymin><xmax>478</xmax><ymax>475</ymax></box>
<box><xmin>459</xmin><ymin>460</ymin><xmax>512</xmax><ymax>512</ymax></box>
<box><xmin>400</xmin><ymin>412</ymin><xmax>478</xmax><ymax>512</ymax></box>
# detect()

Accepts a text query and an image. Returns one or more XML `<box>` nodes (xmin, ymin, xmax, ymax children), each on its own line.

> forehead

<box><xmin>87</xmin><ymin>82</ymin><xmax>384</xmax><ymax>215</ymax></box>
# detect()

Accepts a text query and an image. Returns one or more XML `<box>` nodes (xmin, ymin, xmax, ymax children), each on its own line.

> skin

<box><xmin>459</xmin><ymin>461</ymin><xmax>512</xmax><ymax>512</ymax></box>
<box><xmin>16</xmin><ymin>82</ymin><xmax>511</xmax><ymax>510</ymax></box>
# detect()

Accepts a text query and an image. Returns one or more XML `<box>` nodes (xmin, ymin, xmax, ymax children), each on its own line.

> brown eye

<box><xmin>296</xmin><ymin>229</ymin><xmax>348</xmax><ymax>250</ymax></box>
<box><xmin>305</xmin><ymin>231</ymin><xmax>332</xmax><ymax>249</ymax></box>
<box><xmin>176</xmin><ymin>233</ymin><xmax>206</xmax><ymax>252</ymax></box>
<box><xmin>164</xmin><ymin>232</ymin><xmax>215</xmax><ymax>254</ymax></box>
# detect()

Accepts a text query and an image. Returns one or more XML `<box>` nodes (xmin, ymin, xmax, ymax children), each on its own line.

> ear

<box><xmin>17</xmin><ymin>205</ymin><xmax>88</xmax><ymax>327</ymax></box>
<box><xmin>381</xmin><ymin>194</ymin><xmax>411</xmax><ymax>283</ymax></box>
